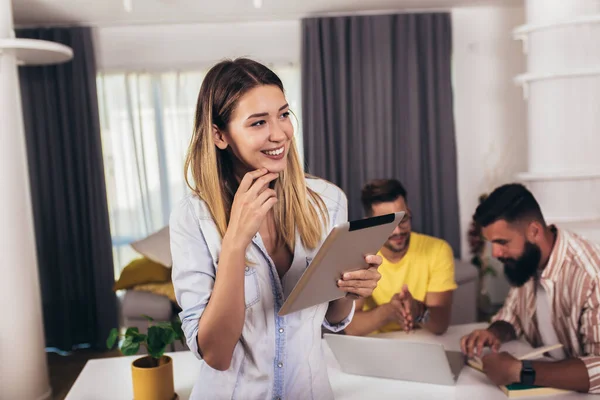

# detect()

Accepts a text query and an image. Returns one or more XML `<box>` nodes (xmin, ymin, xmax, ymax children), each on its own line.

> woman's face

<box><xmin>215</xmin><ymin>84</ymin><xmax>294</xmax><ymax>176</ymax></box>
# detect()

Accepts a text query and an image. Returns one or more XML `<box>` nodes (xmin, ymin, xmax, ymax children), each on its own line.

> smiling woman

<box><xmin>169</xmin><ymin>57</ymin><xmax>383</xmax><ymax>399</ymax></box>
<box><xmin>211</xmin><ymin>85</ymin><xmax>294</xmax><ymax>176</ymax></box>
<box><xmin>96</xmin><ymin>64</ymin><xmax>303</xmax><ymax>277</ymax></box>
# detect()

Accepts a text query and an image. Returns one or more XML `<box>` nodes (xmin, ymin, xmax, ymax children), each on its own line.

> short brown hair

<box><xmin>361</xmin><ymin>179</ymin><xmax>407</xmax><ymax>216</ymax></box>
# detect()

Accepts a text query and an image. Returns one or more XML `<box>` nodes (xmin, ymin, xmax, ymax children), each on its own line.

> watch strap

<box><xmin>520</xmin><ymin>360</ymin><xmax>536</xmax><ymax>385</ymax></box>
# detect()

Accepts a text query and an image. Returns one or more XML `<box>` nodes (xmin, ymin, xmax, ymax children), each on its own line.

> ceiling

<box><xmin>12</xmin><ymin>0</ymin><xmax>522</xmax><ymax>27</ymax></box>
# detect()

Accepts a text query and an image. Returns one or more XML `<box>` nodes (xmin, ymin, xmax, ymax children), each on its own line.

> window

<box><xmin>98</xmin><ymin>65</ymin><xmax>302</xmax><ymax>277</ymax></box>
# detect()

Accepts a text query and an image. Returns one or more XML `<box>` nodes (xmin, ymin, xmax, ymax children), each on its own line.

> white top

<box><xmin>169</xmin><ymin>177</ymin><xmax>354</xmax><ymax>400</ymax></box>
<box><xmin>536</xmin><ymin>280</ymin><xmax>567</xmax><ymax>360</ymax></box>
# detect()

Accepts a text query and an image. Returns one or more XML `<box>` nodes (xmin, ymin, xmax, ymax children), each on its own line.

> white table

<box><xmin>67</xmin><ymin>323</ymin><xmax>593</xmax><ymax>399</ymax></box>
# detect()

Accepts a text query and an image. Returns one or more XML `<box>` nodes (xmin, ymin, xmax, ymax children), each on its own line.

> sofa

<box><xmin>450</xmin><ymin>258</ymin><xmax>478</xmax><ymax>325</ymax></box>
<box><xmin>120</xmin><ymin>290</ymin><xmax>188</xmax><ymax>352</ymax></box>
<box><xmin>119</xmin><ymin>257</ymin><xmax>477</xmax><ymax>353</ymax></box>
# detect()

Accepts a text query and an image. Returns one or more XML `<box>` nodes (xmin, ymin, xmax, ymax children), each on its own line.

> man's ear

<box><xmin>213</xmin><ymin>125</ymin><xmax>228</xmax><ymax>150</ymax></box>
<box><xmin>526</xmin><ymin>221</ymin><xmax>542</xmax><ymax>242</ymax></box>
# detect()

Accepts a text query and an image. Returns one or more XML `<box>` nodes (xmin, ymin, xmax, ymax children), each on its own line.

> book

<box><xmin>466</xmin><ymin>341</ymin><xmax>570</xmax><ymax>398</ymax></box>
<box><xmin>467</xmin><ymin>341</ymin><xmax>564</xmax><ymax>371</ymax></box>
<box><xmin>500</xmin><ymin>383</ymin><xmax>570</xmax><ymax>398</ymax></box>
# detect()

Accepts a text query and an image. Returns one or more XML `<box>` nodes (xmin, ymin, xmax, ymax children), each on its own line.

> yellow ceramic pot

<box><xmin>131</xmin><ymin>355</ymin><xmax>175</xmax><ymax>400</ymax></box>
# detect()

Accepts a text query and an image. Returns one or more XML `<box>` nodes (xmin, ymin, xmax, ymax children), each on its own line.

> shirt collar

<box><xmin>540</xmin><ymin>225</ymin><xmax>565</xmax><ymax>282</ymax></box>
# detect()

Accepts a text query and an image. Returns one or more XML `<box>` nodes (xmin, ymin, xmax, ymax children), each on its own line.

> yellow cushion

<box><xmin>113</xmin><ymin>257</ymin><xmax>171</xmax><ymax>291</ymax></box>
<box><xmin>132</xmin><ymin>281</ymin><xmax>177</xmax><ymax>303</ymax></box>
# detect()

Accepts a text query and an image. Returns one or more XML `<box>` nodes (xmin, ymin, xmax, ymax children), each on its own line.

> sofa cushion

<box><xmin>121</xmin><ymin>290</ymin><xmax>173</xmax><ymax>321</ymax></box>
<box><xmin>113</xmin><ymin>257</ymin><xmax>171</xmax><ymax>291</ymax></box>
<box><xmin>455</xmin><ymin>259</ymin><xmax>478</xmax><ymax>285</ymax></box>
<box><xmin>131</xmin><ymin>226</ymin><xmax>172</xmax><ymax>267</ymax></box>
<box><xmin>132</xmin><ymin>281</ymin><xmax>177</xmax><ymax>303</ymax></box>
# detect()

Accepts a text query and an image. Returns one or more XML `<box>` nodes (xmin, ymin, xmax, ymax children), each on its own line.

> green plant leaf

<box><xmin>124</xmin><ymin>327</ymin><xmax>147</xmax><ymax>344</ymax></box>
<box><xmin>125</xmin><ymin>327</ymin><xmax>139</xmax><ymax>336</ymax></box>
<box><xmin>165</xmin><ymin>328</ymin><xmax>176</xmax><ymax>345</ymax></box>
<box><xmin>470</xmin><ymin>255</ymin><xmax>482</xmax><ymax>269</ymax></box>
<box><xmin>147</xmin><ymin>324</ymin><xmax>179</xmax><ymax>360</ymax></box>
<box><xmin>147</xmin><ymin>326</ymin><xmax>163</xmax><ymax>348</ymax></box>
<box><xmin>106</xmin><ymin>328</ymin><xmax>119</xmax><ymax>349</ymax></box>
<box><xmin>155</xmin><ymin>322</ymin><xmax>172</xmax><ymax>330</ymax></box>
<box><xmin>141</xmin><ymin>314</ymin><xmax>154</xmax><ymax>322</ymax></box>
<box><xmin>149</xmin><ymin>348</ymin><xmax>165</xmax><ymax>360</ymax></box>
<box><xmin>172</xmin><ymin>320</ymin><xmax>184</xmax><ymax>343</ymax></box>
<box><xmin>121</xmin><ymin>336</ymin><xmax>140</xmax><ymax>356</ymax></box>
<box><xmin>147</xmin><ymin>326</ymin><xmax>167</xmax><ymax>358</ymax></box>
<box><xmin>131</xmin><ymin>333</ymin><xmax>147</xmax><ymax>344</ymax></box>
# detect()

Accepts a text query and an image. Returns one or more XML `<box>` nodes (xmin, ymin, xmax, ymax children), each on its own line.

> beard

<box><xmin>499</xmin><ymin>241</ymin><xmax>541</xmax><ymax>287</ymax></box>
<box><xmin>383</xmin><ymin>233</ymin><xmax>410</xmax><ymax>253</ymax></box>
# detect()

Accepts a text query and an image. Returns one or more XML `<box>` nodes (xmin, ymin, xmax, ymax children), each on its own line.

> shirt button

<box><xmin>277</xmin><ymin>362</ymin><xmax>283</xmax><ymax>368</ymax></box>
<box><xmin>245</xmin><ymin>266</ymin><xmax>250</xmax><ymax>272</ymax></box>
<box><xmin>279</xmin><ymin>328</ymin><xmax>284</xmax><ymax>333</ymax></box>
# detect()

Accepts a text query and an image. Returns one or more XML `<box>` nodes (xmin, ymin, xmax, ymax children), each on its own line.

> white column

<box><xmin>452</xmin><ymin>5</ymin><xmax>527</xmax><ymax>303</ymax></box>
<box><xmin>515</xmin><ymin>0</ymin><xmax>600</xmax><ymax>243</ymax></box>
<box><xmin>0</xmin><ymin>0</ymin><xmax>71</xmax><ymax>398</ymax></box>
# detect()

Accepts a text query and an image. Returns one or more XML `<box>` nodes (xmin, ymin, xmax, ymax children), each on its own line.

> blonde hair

<box><xmin>184</xmin><ymin>58</ymin><xmax>327</xmax><ymax>252</ymax></box>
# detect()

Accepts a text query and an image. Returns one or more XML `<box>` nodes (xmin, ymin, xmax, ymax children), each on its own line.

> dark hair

<box><xmin>473</xmin><ymin>183</ymin><xmax>545</xmax><ymax>228</ymax></box>
<box><xmin>361</xmin><ymin>179</ymin><xmax>407</xmax><ymax>215</ymax></box>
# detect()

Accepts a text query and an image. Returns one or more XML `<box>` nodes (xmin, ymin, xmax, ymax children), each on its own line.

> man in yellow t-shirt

<box><xmin>344</xmin><ymin>179</ymin><xmax>457</xmax><ymax>336</ymax></box>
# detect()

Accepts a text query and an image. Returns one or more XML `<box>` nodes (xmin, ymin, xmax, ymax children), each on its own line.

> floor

<box><xmin>47</xmin><ymin>348</ymin><xmax>121</xmax><ymax>400</ymax></box>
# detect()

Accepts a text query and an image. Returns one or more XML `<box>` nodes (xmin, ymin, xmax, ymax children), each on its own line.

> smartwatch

<box><xmin>520</xmin><ymin>360</ymin><xmax>536</xmax><ymax>385</ymax></box>
<box><xmin>415</xmin><ymin>304</ymin><xmax>430</xmax><ymax>324</ymax></box>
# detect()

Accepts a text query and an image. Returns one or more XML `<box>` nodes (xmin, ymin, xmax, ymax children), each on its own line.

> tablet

<box><xmin>278</xmin><ymin>211</ymin><xmax>404</xmax><ymax>316</ymax></box>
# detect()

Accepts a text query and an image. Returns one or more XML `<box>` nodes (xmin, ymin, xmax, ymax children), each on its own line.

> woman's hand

<box><xmin>337</xmin><ymin>254</ymin><xmax>383</xmax><ymax>298</ymax></box>
<box><xmin>224</xmin><ymin>168</ymin><xmax>279</xmax><ymax>248</ymax></box>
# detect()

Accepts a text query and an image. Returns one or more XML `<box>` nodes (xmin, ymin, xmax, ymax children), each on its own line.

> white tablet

<box><xmin>278</xmin><ymin>211</ymin><xmax>405</xmax><ymax>316</ymax></box>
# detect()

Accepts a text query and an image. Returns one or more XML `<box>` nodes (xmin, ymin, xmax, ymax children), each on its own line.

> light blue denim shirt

<box><xmin>170</xmin><ymin>177</ymin><xmax>355</xmax><ymax>400</ymax></box>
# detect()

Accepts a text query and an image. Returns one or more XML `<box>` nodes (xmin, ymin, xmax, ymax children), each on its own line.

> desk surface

<box><xmin>67</xmin><ymin>323</ymin><xmax>594</xmax><ymax>399</ymax></box>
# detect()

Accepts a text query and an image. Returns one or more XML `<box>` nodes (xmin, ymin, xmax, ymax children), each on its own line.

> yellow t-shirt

<box><xmin>364</xmin><ymin>232</ymin><xmax>457</xmax><ymax>334</ymax></box>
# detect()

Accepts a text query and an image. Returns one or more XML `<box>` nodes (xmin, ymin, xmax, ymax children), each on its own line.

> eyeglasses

<box><xmin>399</xmin><ymin>213</ymin><xmax>412</xmax><ymax>227</ymax></box>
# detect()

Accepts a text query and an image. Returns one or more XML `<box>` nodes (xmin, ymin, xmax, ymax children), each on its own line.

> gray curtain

<box><xmin>16</xmin><ymin>27</ymin><xmax>118</xmax><ymax>351</ymax></box>
<box><xmin>302</xmin><ymin>13</ymin><xmax>461</xmax><ymax>257</ymax></box>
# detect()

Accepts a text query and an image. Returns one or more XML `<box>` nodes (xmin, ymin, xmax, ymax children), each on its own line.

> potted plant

<box><xmin>107</xmin><ymin>315</ymin><xmax>184</xmax><ymax>400</ymax></box>
<box><xmin>468</xmin><ymin>193</ymin><xmax>498</xmax><ymax>321</ymax></box>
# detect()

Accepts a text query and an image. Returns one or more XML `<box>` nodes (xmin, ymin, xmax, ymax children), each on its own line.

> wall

<box><xmin>93</xmin><ymin>20</ymin><xmax>301</xmax><ymax>72</ymax></box>
<box><xmin>451</xmin><ymin>5</ymin><xmax>527</xmax><ymax>303</ymax></box>
<box><xmin>517</xmin><ymin>0</ymin><xmax>600</xmax><ymax>246</ymax></box>
<box><xmin>94</xmin><ymin>5</ymin><xmax>526</xmax><ymax>302</ymax></box>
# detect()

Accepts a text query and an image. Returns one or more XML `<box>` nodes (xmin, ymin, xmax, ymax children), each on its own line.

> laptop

<box><xmin>324</xmin><ymin>333</ymin><xmax>465</xmax><ymax>386</ymax></box>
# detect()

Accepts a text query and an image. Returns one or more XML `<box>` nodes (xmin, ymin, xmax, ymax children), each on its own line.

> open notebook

<box><xmin>467</xmin><ymin>341</ymin><xmax>571</xmax><ymax>398</ymax></box>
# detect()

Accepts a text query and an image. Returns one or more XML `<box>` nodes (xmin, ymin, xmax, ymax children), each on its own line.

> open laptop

<box><xmin>324</xmin><ymin>334</ymin><xmax>465</xmax><ymax>386</ymax></box>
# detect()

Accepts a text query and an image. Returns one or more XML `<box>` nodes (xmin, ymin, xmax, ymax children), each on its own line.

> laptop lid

<box><xmin>324</xmin><ymin>334</ymin><xmax>464</xmax><ymax>386</ymax></box>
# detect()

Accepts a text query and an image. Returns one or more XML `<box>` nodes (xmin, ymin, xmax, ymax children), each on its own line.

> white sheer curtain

<box><xmin>97</xmin><ymin>65</ymin><xmax>302</xmax><ymax>276</ymax></box>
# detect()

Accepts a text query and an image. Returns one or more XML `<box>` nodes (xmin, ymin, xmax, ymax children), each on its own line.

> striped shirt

<box><xmin>491</xmin><ymin>226</ymin><xmax>600</xmax><ymax>393</ymax></box>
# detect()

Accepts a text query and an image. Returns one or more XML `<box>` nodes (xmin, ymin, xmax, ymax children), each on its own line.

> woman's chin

<box><xmin>260</xmin><ymin>160</ymin><xmax>287</xmax><ymax>173</ymax></box>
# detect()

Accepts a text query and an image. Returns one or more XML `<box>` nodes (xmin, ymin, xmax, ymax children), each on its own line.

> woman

<box><xmin>170</xmin><ymin>58</ymin><xmax>382</xmax><ymax>399</ymax></box>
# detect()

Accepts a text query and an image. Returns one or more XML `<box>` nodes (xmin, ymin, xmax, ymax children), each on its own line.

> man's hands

<box><xmin>460</xmin><ymin>328</ymin><xmax>502</xmax><ymax>358</ymax></box>
<box><xmin>396</xmin><ymin>284</ymin><xmax>426</xmax><ymax>332</ymax></box>
<box><xmin>378</xmin><ymin>285</ymin><xmax>426</xmax><ymax>332</ymax></box>
<box><xmin>480</xmin><ymin>352</ymin><xmax>522</xmax><ymax>386</ymax></box>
